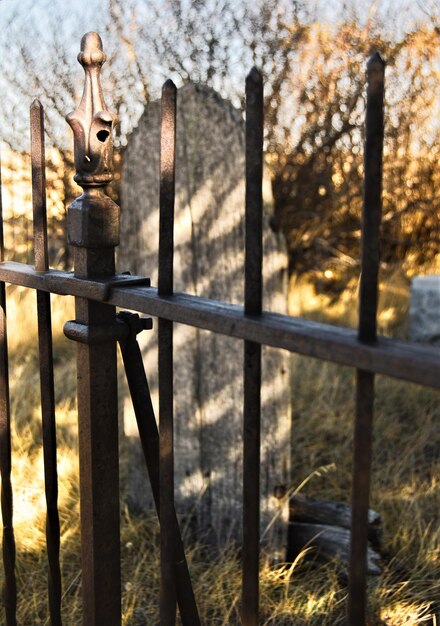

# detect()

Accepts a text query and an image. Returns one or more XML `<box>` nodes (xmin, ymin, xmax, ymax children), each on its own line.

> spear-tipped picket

<box><xmin>30</xmin><ymin>99</ymin><xmax>63</xmax><ymax>626</ymax></box>
<box><xmin>357</xmin><ymin>51</ymin><xmax>385</xmax><ymax>344</ymax></box>
<box><xmin>0</xmin><ymin>149</ymin><xmax>17</xmax><ymax>626</ymax></box>
<box><xmin>348</xmin><ymin>51</ymin><xmax>385</xmax><ymax>626</ymax></box>
<box><xmin>159</xmin><ymin>78</ymin><xmax>178</xmax><ymax>626</ymax></box>
<box><xmin>242</xmin><ymin>65</ymin><xmax>263</xmax><ymax>626</ymax></box>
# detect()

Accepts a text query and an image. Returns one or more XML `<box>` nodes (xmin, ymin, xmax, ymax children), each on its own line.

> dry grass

<box><xmin>0</xmin><ymin>268</ymin><xmax>439</xmax><ymax>624</ymax></box>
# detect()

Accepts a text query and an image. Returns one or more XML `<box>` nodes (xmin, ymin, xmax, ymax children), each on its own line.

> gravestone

<box><xmin>119</xmin><ymin>82</ymin><xmax>290</xmax><ymax>556</ymax></box>
<box><xmin>409</xmin><ymin>275</ymin><xmax>440</xmax><ymax>345</ymax></box>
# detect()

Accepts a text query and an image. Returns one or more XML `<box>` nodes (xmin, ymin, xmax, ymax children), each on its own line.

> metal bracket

<box><xmin>43</xmin><ymin>270</ymin><xmax>150</xmax><ymax>301</ymax></box>
<box><xmin>64</xmin><ymin>319</ymin><xmax>129</xmax><ymax>344</ymax></box>
<box><xmin>117</xmin><ymin>311</ymin><xmax>153</xmax><ymax>340</ymax></box>
<box><xmin>94</xmin><ymin>274</ymin><xmax>151</xmax><ymax>301</ymax></box>
<box><xmin>64</xmin><ymin>313</ymin><xmax>153</xmax><ymax>345</ymax></box>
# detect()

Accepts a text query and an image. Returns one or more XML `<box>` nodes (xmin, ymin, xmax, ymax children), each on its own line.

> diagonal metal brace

<box><xmin>116</xmin><ymin>311</ymin><xmax>201</xmax><ymax>626</ymax></box>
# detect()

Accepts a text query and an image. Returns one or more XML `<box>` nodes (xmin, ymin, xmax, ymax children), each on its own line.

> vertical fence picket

<box><xmin>348</xmin><ymin>52</ymin><xmax>385</xmax><ymax>626</ymax></box>
<box><xmin>242</xmin><ymin>67</ymin><xmax>263</xmax><ymax>626</ymax></box>
<box><xmin>0</xmin><ymin>151</ymin><xmax>17</xmax><ymax>626</ymax></box>
<box><xmin>159</xmin><ymin>79</ymin><xmax>177</xmax><ymax>626</ymax></box>
<box><xmin>30</xmin><ymin>99</ymin><xmax>63</xmax><ymax>626</ymax></box>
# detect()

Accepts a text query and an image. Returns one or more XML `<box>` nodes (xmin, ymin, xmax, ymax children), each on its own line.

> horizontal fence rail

<box><xmin>0</xmin><ymin>261</ymin><xmax>438</xmax><ymax>390</ymax></box>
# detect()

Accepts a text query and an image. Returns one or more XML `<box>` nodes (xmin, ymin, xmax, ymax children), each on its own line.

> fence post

<box><xmin>64</xmin><ymin>32</ymin><xmax>121</xmax><ymax>626</ymax></box>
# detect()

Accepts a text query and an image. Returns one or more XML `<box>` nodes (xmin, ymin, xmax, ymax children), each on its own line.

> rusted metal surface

<box><xmin>72</xmin><ymin>292</ymin><xmax>120</xmax><ymax>626</ymax></box>
<box><xmin>31</xmin><ymin>101</ymin><xmax>50</xmax><ymax>273</ymax></box>
<box><xmin>0</xmin><ymin>261</ymin><xmax>439</xmax><ymax>388</ymax></box>
<box><xmin>357</xmin><ymin>53</ymin><xmax>386</xmax><ymax>347</ymax></box>
<box><xmin>244</xmin><ymin>68</ymin><xmax>264</xmax><ymax>319</ymax></box>
<box><xmin>66</xmin><ymin>33</ymin><xmax>117</xmax><ymax>190</ymax></box>
<box><xmin>348</xmin><ymin>52</ymin><xmax>385</xmax><ymax>626</ymax></box>
<box><xmin>242</xmin><ymin>67</ymin><xmax>263</xmax><ymax>626</ymax></box>
<box><xmin>30</xmin><ymin>99</ymin><xmax>62</xmax><ymax>626</ymax></box>
<box><xmin>64</xmin><ymin>318</ymin><xmax>131</xmax><ymax>344</ymax></box>
<box><xmin>0</xmin><ymin>152</ymin><xmax>17</xmax><ymax>626</ymax></box>
<box><xmin>117</xmin><ymin>311</ymin><xmax>201</xmax><ymax>626</ymax></box>
<box><xmin>0</xmin><ymin>263</ymin><xmax>149</xmax><ymax>300</ymax></box>
<box><xmin>66</xmin><ymin>31</ymin><xmax>119</xmax><ymax>251</ymax></box>
<box><xmin>158</xmin><ymin>79</ymin><xmax>178</xmax><ymax>625</ymax></box>
<box><xmin>159</xmin><ymin>80</ymin><xmax>177</xmax><ymax>297</ymax></box>
<box><xmin>64</xmin><ymin>33</ymin><xmax>121</xmax><ymax>626</ymax></box>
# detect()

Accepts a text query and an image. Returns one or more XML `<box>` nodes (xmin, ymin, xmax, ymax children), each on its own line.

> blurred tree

<box><xmin>0</xmin><ymin>0</ymin><xmax>438</xmax><ymax>280</ymax></box>
<box><xmin>0</xmin><ymin>0</ymin><xmax>302</xmax><ymax>267</ymax></box>
<box><xmin>269</xmin><ymin>20</ymin><xmax>439</xmax><ymax>287</ymax></box>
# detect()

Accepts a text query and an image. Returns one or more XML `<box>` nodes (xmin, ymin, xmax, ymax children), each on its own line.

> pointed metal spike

<box><xmin>162</xmin><ymin>78</ymin><xmax>177</xmax><ymax>93</ymax></box>
<box><xmin>367</xmin><ymin>51</ymin><xmax>385</xmax><ymax>70</ymax></box>
<box><xmin>31</xmin><ymin>98</ymin><xmax>43</xmax><ymax>111</ymax></box>
<box><xmin>30</xmin><ymin>97</ymin><xmax>49</xmax><ymax>273</ymax></box>
<box><xmin>366</xmin><ymin>51</ymin><xmax>385</xmax><ymax>94</ymax></box>
<box><xmin>246</xmin><ymin>66</ymin><xmax>263</xmax><ymax>84</ymax></box>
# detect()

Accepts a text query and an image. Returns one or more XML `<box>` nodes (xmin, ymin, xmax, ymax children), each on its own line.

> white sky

<box><xmin>0</xmin><ymin>0</ymin><xmax>431</xmax><ymax>32</ymax></box>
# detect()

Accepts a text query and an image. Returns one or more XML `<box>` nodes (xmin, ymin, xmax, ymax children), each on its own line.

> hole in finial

<box><xmin>97</xmin><ymin>130</ymin><xmax>110</xmax><ymax>142</ymax></box>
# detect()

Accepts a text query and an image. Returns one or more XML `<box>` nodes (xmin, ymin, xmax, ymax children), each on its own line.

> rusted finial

<box><xmin>66</xmin><ymin>32</ymin><xmax>118</xmax><ymax>188</ymax></box>
<box><xmin>66</xmin><ymin>33</ymin><xmax>120</xmax><ymax>250</ymax></box>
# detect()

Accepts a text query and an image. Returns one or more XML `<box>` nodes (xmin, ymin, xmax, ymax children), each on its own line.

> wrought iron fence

<box><xmin>0</xmin><ymin>31</ymin><xmax>438</xmax><ymax>626</ymax></box>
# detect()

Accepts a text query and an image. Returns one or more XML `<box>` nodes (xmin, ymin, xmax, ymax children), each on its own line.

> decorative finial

<box><xmin>66</xmin><ymin>32</ymin><xmax>118</xmax><ymax>188</ymax></box>
<box><xmin>66</xmin><ymin>33</ymin><xmax>120</xmax><ymax>251</ymax></box>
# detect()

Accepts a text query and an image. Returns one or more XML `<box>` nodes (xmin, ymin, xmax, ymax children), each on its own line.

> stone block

<box><xmin>119</xmin><ymin>82</ymin><xmax>291</xmax><ymax>556</ymax></box>
<box><xmin>409</xmin><ymin>275</ymin><xmax>440</xmax><ymax>344</ymax></box>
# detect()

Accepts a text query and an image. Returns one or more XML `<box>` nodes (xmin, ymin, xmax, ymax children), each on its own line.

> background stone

<box><xmin>409</xmin><ymin>275</ymin><xmax>440</xmax><ymax>345</ymax></box>
<box><xmin>119</xmin><ymin>83</ymin><xmax>290</xmax><ymax>556</ymax></box>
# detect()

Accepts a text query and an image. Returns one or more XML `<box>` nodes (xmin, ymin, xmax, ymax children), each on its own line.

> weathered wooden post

<box><xmin>63</xmin><ymin>32</ymin><xmax>121</xmax><ymax>626</ymax></box>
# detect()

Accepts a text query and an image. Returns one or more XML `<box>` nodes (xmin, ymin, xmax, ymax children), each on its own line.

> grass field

<box><xmin>1</xmin><ymin>264</ymin><xmax>439</xmax><ymax>624</ymax></box>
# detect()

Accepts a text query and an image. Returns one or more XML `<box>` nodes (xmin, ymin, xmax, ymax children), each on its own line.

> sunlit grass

<box><xmin>0</xmin><ymin>270</ymin><xmax>439</xmax><ymax>624</ymax></box>
<box><xmin>288</xmin><ymin>262</ymin><xmax>440</xmax><ymax>339</ymax></box>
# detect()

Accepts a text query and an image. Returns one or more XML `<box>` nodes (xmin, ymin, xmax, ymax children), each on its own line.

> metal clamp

<box><xmin>64</xmin><ymin>313</ymin><xmax>153</xmax><ymax>345</ymax></box>
<box><xmin>64</xmin><ymin>319</ymin><xmax>129</xmax><ymax>344</ymax></box>
<box><xmin>116</xmin><ymin>311</ymin><xmax>153</xmax><ymax>339</ymax></box>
